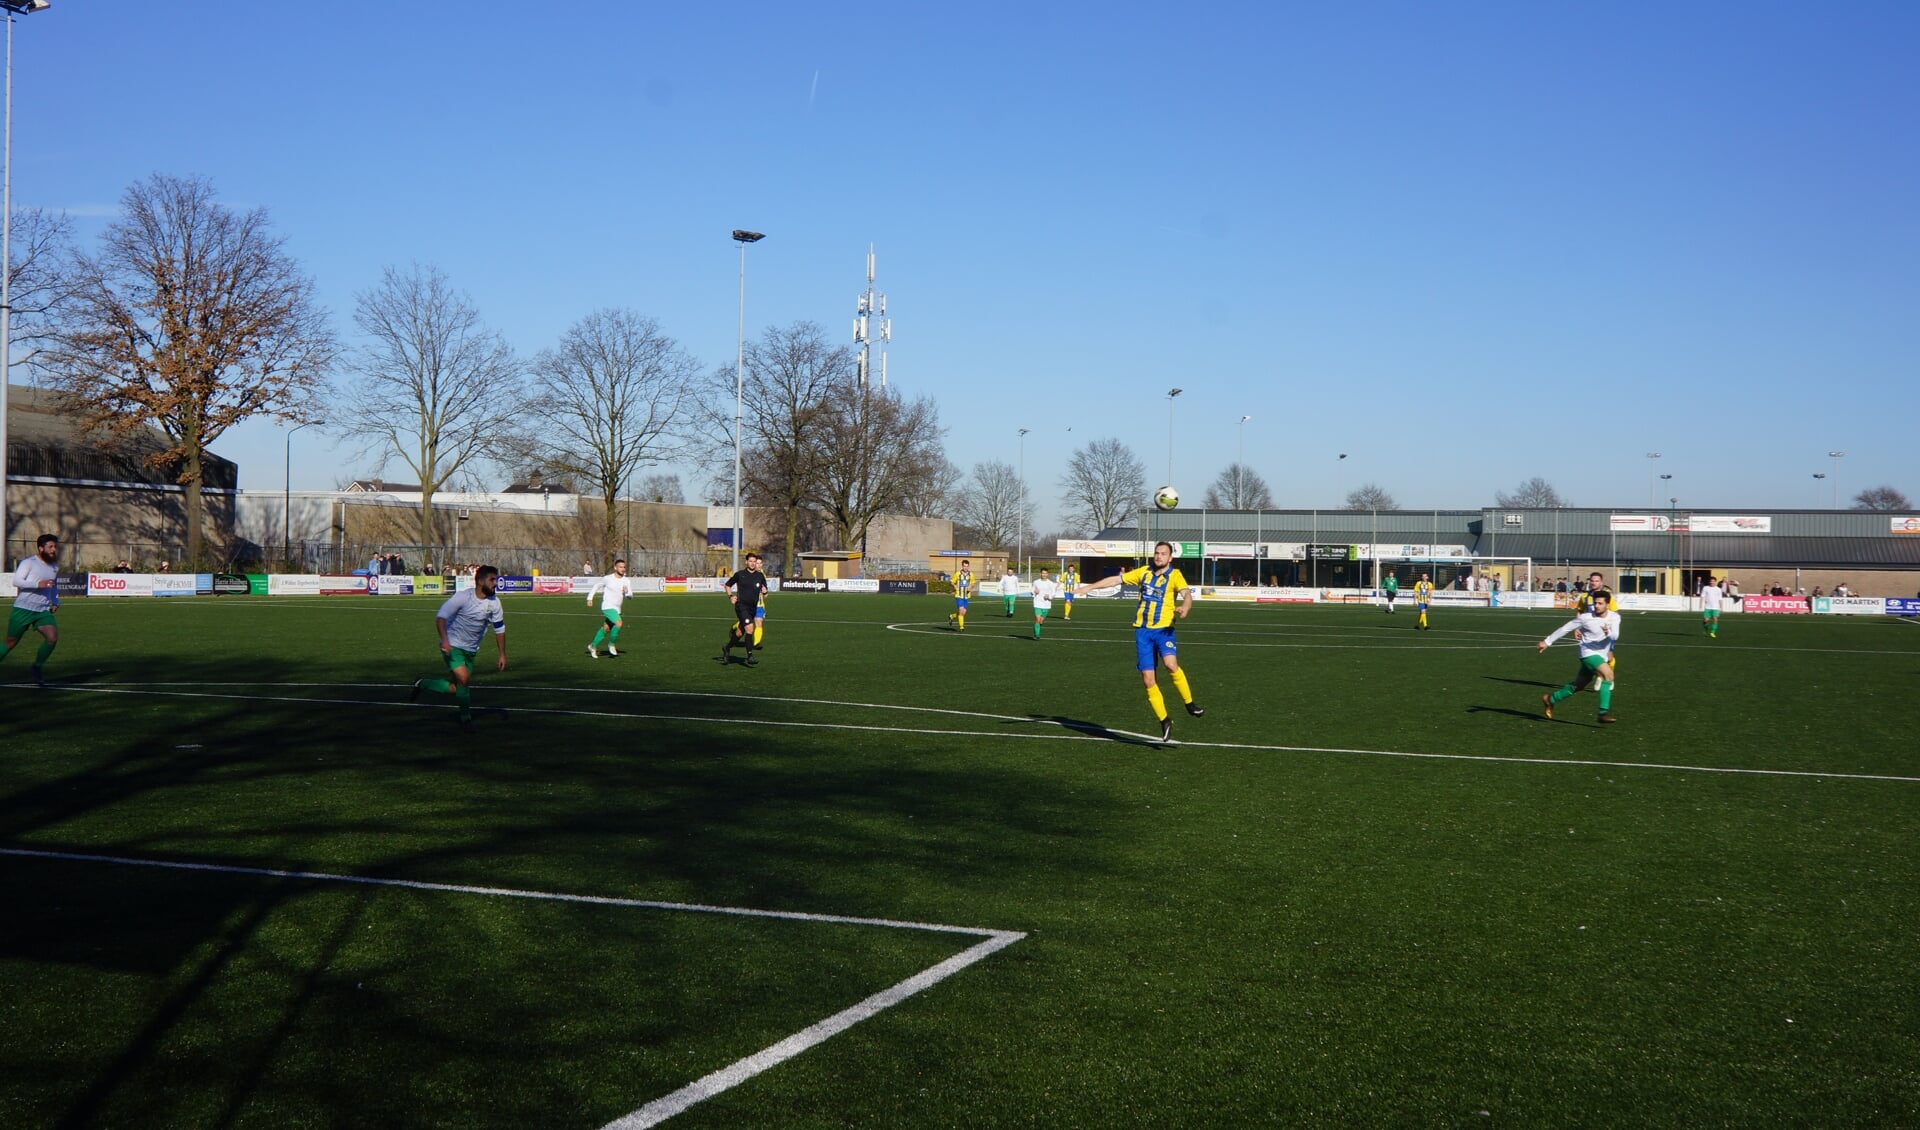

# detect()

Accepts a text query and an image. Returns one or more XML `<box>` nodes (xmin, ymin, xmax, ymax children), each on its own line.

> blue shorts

<box><xmin>956</xmin><ymin>598</ymin><xmax>970</xmax><ymax>612</ymax></box>
<box><xmin>1135</xmin><ymin>626</ymin><xmax>1177</xmax><ymax>671</ymax></box>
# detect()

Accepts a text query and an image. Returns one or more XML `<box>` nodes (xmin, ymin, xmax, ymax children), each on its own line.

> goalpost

<box><xmin>1376</xmin><ymin>555</ymin><xmax>1536</xmax><ymax>594</ymax></box>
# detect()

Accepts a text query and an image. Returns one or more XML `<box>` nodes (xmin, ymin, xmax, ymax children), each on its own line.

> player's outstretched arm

<box><xmin>1077</xmin><ymin>575</ymin><xmax>1123</xmax><ymax>597</ymax></box>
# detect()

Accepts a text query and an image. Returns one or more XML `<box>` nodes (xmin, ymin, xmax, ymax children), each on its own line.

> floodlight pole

<box><xmin>1812</xmin><ymin>472</ymin><xmax>1826</xmax><ymax>508</ymax></box>
<box><xmin>1017</xmin><ymin>427</ymin><xmax>1029</xmax><ymax>579</ymax></box>
<box><xmin>731</xmin><ymin>229</ymin><xmax>764</xmax><ymax>574</ymax></box>
<box><xmin>1644</xmin><ymin>452</ymin><xmax>1662</xmax><ymax>509</ymax></box>
<box><xmin>1827</xmin><ymin>450</ymin><xmax>1844</xmax><ymax>508</ymax></box>
<box><xmin>1237</xmin><ymin>414</ymin><xmax>1249</xmax><ymax>508</ymax></box>
<box><xmin>283</xmin><ymin>420</ymin><xmax>319</xmax><ymax>565</ymax></box>
<box><xmin>0</xmin><ymin>0</ymin><xmax>49</xmax><ymax>568</ymax></box>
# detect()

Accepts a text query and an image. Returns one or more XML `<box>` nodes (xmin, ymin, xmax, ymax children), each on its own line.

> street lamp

<box><xmin>731</xmin><ymin>228</ymin><xmax>764</xmax><ymax>573</ymax></box>
<box><xmin>0</xmin><ymin>0</ymin><xmax>49</xmax><ymax>569</ymax></box>
<box><xmin>1645</xmin><ymin>452</ymin><xmax>1662</xmax><ymax>508</ymax></box>
<box><xmin>283</xmin><ymin>419</ymin><xmax>320</xmax><ymax>565</ymax></box>
<box><xmin>1237</xmin><ymin>414</ymin><xmax>1250</xmax><ymax>508</ymax></box>
<box><xmin>1165</xmin><ymin>388</ymin><xmax>1182</xmax><ymax>486</ymax></box>
<box><xmin>1827</xmin><ymin>450</ymin><xmax>1845</xmax><ymax>508</ymax></box>
<box><xmin>1017</xmin><ymin>427</ymin><xmax>1029</xmax><ymax>580</ymax></box>
<box><xmin>1812</xmin><ymin>472</ymin><xmax>1826</xmax><ymax>508</ymax></box>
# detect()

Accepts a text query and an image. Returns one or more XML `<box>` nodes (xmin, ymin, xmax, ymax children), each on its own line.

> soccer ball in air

<box><xmin>1154</xmin><ymin>486</ymin><xmax>1181</xmax><ymax>511</ymax></box>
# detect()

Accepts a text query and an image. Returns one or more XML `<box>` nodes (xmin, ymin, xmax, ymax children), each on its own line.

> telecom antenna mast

<box><xmin>853</xmin><ymin>244</ymin><xmax>890</xmax><ymax>387</ymax></box>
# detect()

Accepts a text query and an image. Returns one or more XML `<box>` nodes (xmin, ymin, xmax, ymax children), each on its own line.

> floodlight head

<box><xmin>732</xmin><ymin>229</ymin><xmax>765</xmax><ymax>244</ymax></box>
<box><xmin>0</xmin><ymin>1</ymin><xmax>50</xmax><ymax>14</ymax></box>
<box><xmin>1167</xmin><ymin>387</ymin><xmax>1183</xmax><ymax>398</ymax></box>
<box><xmin>1827</xmin><ymin>450</ymin><xmax>1845</xmax><ymax>458</ymax></box>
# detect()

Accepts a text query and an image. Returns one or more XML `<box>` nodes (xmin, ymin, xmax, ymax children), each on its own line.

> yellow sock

<box><xmin>1146</xmin><ymin>684</ymin><xmax>1168</xmax><ymax>721</ymax></box>
<box><xmin>753</xmin><ymin>624</ymin><xmax>763</xmax><ymax>646</ymax></box>
<box><xmin>958</xmin><ymin>612</ymin><xmax>965</xmax><ymax>628</ymax></box>
<box><xmin>1169</xmin><ymin>666</ymin><xmax>1193</xmax><ymax>705</ymax></box>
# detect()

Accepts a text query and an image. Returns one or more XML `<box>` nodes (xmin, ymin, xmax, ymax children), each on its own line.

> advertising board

<box><xmin>88</xmin><ymin>573</ymin><xmax>153</xmax><ymax>597</ymax></box>
<box><xmin>153</xmin><ymin>574</ymin><xmax>198</xmax><ymax>597</ymax></box>
<box><xmin>414</xmin><ymin>575</ymin><xmax>446</xmax><ymax>596</ymax></box>
<box><xmin>318</xmin><ymin>575</ymin><xmax>369</xmax><ymax>595</ymax></box>
<box><xmin>879</xmin><ymin>580</ymin><xmax>928</xmax><ymax>595</ymax></box>
<box><xmin>1815</xmin><ymin>597</ymin><xmax>1885</xmax><ymax>615</ymax></box>
<box><xmin>1882</xmin><ymin>597</ymin><xmax>1920</xmax><ymax>616</ymax></box>
<box><xmin>780</xmin><ymin>577</ymin><xmax>828</xmax><ymax>592</ymax></box>
<box><xmin>632</xmin><ymin>576</ymin><xmax>666</xmax><ymax>594</ymax></box>
<box><xmin>1742</xmin><ymin>594</ymin><xmax>1811</xmax><ymax>614</ymax></box>
<box><xmin>532</xmin><ymin>578</ymin><xmax>574</xmax><ymax>594</ymax></box>
<box><xmin>495</xmin><ymin>576</ymin><xmax>535</xmax><ymax>594</ymax></box>
<box><xmin>376</xmin><ymin>575</ymin><xmax>415</xmax><ymax>595</ymax></box>
<box><xmin>213</xmin><ymin>574</ymin><xmax>252</xmax><ymax>595</ymax></box>
<box><xmin>270</xmin><ymin>574</ymin><xmax>321</xmax><ymax>595</ymax></box>
<box><xmin>1614</xmin><ymin>593</ymin><xmax>1691</xmax><ymax>612</ymax></box>
<box><xmin>1889</xmin><ymin>517</ymin><xmax>1920</xmax><ymax>535</ymax></box>
<box><xmin>829</xmin><ymin>578</ymin><xmax>881</xmax><ymax>594</ymax></box>
<box><xmin>1255</xmin><ymin>586</ymin><xmax>1318</xmax><ymax>603</ymax></box>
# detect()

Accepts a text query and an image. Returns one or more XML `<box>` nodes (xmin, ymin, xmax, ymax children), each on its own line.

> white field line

<box><xmin>35</xmin><ymin>682</ymin><xmax>1920</xmax><ymax>783</ymax></box>
<box><xmin>135</xmin><ymin>598</ymin><xmax>1920</xmax><ymax>652</ymax></box>
<box><xmin>0</xmin><ymin>846</ymin><xmax>1024</xmax><ymax>1130</ymax></box>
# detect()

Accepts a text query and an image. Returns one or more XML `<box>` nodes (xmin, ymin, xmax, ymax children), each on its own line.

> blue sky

<box><xmin>14</xmin><ymin>2</ymin><xmax>1917</xmax><ymax>529</ymax></box>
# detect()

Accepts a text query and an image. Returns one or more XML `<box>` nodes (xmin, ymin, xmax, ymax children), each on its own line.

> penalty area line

<box><xmin>0</xmin><ymin>846</ymin><xmax>1024</xmax><ymax>1130</ymax></box>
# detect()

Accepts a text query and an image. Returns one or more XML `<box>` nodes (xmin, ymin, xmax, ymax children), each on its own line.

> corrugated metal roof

<box><xmin>1094</xmin><ymin>506</ymin><xmax>1920</xmax><ymax>570</ymax></box>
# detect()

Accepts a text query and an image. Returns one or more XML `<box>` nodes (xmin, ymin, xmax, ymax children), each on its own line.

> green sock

<box><xmin>424</xmin><ymin>678</ymin><xmax>453</xmax><ymax>696</ymax></box>
<box><xmin>1598</xmin><ymin>681</ymin><xmax>1613</xmax><ymax>712</ymax></box>
<box><xmin>456</xmin><ymin>685</ymin><xmax>472</xmax><ymax>722</ymax></box>
<box><xmin>1549</xmin><ymin>684</ymin><xmax>1574</xmax><ymax>705</ymax></box>
<box><xmin>34</xmin><ymin>640</ymin><xmax>54</xmax><ymax>666</ymax></box>
<box><xmin>591</xmin><ymin>627</ymin><xmax>607</xmax><ymax>648</ymax></box>
<box><xmin>608</xmin><ymin>624</ymin><xmax>621</xmax><ymax>644</ymax></box>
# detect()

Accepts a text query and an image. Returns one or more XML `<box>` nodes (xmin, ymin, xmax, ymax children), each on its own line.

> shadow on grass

<box><xmin>1030</xmin><ymin>714</ymin><xmax>1164</xmax><ymax>747</ymax></box>
<box><xmin>1466</xmin><ymin>704</ymin><xmax>1584</xmax><ymax>726</ymax></box>
<box><xmin>1480</xmin><ymin>675</ymin><xmax>1561</xmax><ymax>689</ymax></box>
<box><xmin>0</xmin><ymin>641</ymin><xmax>1128</xmax><ymax>1128</ymax></box>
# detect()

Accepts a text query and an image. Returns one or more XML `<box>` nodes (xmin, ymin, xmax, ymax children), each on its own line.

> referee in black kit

<box><xmin>721</xmin><ymin>552</ymin><xmax>769</xmax><ymax>666</ymax></box>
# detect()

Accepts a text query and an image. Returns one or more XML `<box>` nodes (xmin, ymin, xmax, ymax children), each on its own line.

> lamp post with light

<box><xmin>283</xmin><ymin>420</ymin><xmax>320</xmax><ymax>565</ymax></box>
<box><xmin>0</xmin><ymin>0</ymin><xmax>51</xmax><ymax>568</ymax></box>
<box><xmin>730</xmin><ymin>229</ymin><xmax>764</xmax><ymax>573</ymax></box>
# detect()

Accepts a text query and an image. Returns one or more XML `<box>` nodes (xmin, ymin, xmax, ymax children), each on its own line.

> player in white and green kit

<box><xmin>1699</xmin><ymin>576</ymin><xmax>1724</xmax><ymax>639</ymax></box>
<box><xmin>411</xmin><ymin>565</ymin><xmax>507</xmax><ymax>730</ymax></box>
<box><xmin>4</xmin><ymin>534</ymin><xmax>62</xmax><ymax>687</ymax></box>
<box><xmin>585</xmin><ymin>559</ymin><xmax>631</xmax><ymax>658</ymax></box>
<box><xmin>1537</xmin><ymin>590</ymin><xmax>1621</xmax><ymax>723</ymax></box>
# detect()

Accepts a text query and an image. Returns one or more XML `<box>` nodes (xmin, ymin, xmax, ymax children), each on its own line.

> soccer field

<box><xmin>3</xmin><ymin>593</ymin><xmax>1917</xmax><ymax>1126</ymax></box>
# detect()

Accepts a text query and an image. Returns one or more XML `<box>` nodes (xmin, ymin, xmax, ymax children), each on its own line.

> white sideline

<box><xmin>0</xmin><ymin>846</ymin><xmax>1024</xmax><ymax>1129</ymax></box>
<box><xmin>38</xmin><ymin>681</ymin><xmax>1920</xmax><ymax>783</ymax></box>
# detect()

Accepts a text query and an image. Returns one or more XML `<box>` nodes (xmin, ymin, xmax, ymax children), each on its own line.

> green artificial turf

<box><xmin>2</xmin><ymin>593</ymin><xmax>1916</xmax><ymax>1127</ymax></box>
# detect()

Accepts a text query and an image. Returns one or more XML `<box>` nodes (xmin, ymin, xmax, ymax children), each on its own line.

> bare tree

<box><xmin>1202</xmin><ymin>462</ymin><xmax>1274</xmax><ymax>510</ymax></box>
<box><xmin>1345</xmin><ymin>483</ymin><xmax>1397</xmax><ymax>510</ymax></box>
<box><xmin>1059</xmin><ymin>437</ymin><xmax>1146</xmax><ymax>535</ymax></box>
<box><xmin>693</xmin><ymin>322</ymin><xmax>845</xmax><ymax>572</ymax></box>
<box><xmin>809</xmin><ymin>380</ymin><xmax>947</xmax><ymax>553</ymax></box>
<box><xmin>50</xmin><ymin>174</ymin><xmax>334</xmax><ymax>562</ymax></box>
<box><xmin>520</xmin><ymin>309</ymin><xmax>698</xmax><ymax>560</ymax></box>
<box><xmin>337</xmin><ymin>264</ymin><xmax>521</xmax><ymax>558</ymax></box>
<box><xmin>1495</xmin><ymin>477</ymin><xmax>1569</xmax><ymax>508</ymax></box>
<box><xmin>637</xmin><ymin>472</ymin><xmax>684</xmax><ymax>504</ymax></box>
<box><xmin>1852</xmin><ymin>485</ymin><xmax>1911</xmax><ymax>511</ymax></box>
<box><xmin>952</xmin><ymin>459</ymin><xmax>1034</xmax><ymax>551</ymax></box>
<box><xmin>8</xmin><ymin>207</ymin><xmax>78</xmax><ymax>373</ymax></box>
<box><xmin>900</xmin><ymin>457</ymin><xmax>963</xmax><ymax>520</ymax></box>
